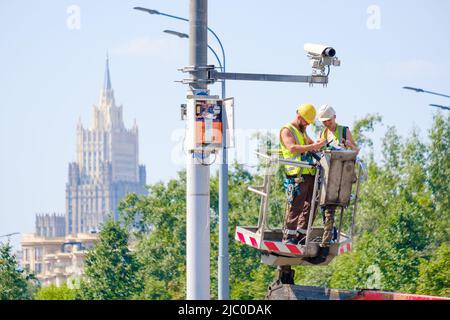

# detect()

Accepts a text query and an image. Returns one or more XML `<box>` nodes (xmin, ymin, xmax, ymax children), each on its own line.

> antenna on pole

<box><xmin>0</xmin><ymin>232</ymin><xmax>20</xmax><ymax>242</ymax></box>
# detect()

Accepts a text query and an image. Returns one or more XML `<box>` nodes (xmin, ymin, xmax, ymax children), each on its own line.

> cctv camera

<box><xmin>304</xmin><ymin>43</ymin><xmax>340</xmax><ymax>76</ymax></box>
<box><xmin>304</xmin><ymin>43</ymin><xmax>336</xmax><ymax>57</ymax></box>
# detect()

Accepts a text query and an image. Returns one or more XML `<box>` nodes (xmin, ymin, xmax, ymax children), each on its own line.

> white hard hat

<box><xmin>318</xmin><ymin>104</ymin><xmax>336</xmax><ymax>121</ymax></box>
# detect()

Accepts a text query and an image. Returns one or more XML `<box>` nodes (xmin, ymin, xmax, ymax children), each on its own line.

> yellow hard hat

<box><xmin>297</xmin><ymin>103</ymin><xmax>316</xmax><ymax>124</ymax></box>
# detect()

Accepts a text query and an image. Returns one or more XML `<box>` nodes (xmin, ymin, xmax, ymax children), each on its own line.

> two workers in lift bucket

<box><xmin>279</xmin><ymin>103</ymin><xmax>359</xmax><ymax>264</ymax></box>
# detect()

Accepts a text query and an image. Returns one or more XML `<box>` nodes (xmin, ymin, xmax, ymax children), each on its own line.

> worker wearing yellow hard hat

<box><xmin>279</xmin><ymin>103</ymin><xmax>326</xmax><ymax>245</ymax></box>
<box><xmin>297</xmin><ymin>103</ymin><xmax>317</xmax><ymax>124</ymax></box>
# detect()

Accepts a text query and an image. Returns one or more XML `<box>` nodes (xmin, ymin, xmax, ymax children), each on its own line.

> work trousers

<box><xmin>283</xmin><ymin>174</ymin><xmax>316</xmax><ymax>239</ymax></box>
<box><xmin>321</xmin><ymin>205</ymin><xmax>337</xmax><ymax>247</ymax></box>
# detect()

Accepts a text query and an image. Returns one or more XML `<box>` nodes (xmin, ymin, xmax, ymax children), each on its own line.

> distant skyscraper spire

<box><xmin>99</xmin><ymin>53</ymin><xmax>115</xmax><ymax>107</ymax></box>
<box><xmin>104</xmin><ymin>52</ymin><xmax>112</xmax><ymax>91</ymax></box>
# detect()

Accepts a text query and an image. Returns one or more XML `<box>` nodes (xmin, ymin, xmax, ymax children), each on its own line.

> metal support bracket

<box><xmin>181</xmin><ymin>78</ymin><xmax>216</xmax><ymax>85</ymax></box>
<box><xmin>179</xmin><ymin>65</ymin><xmax>329</xmax><ymax>86</ymax></box>
<box><xmin>275</xmin><ymin>266</ymin><xmax>295</xmax><ymax>285</ymax></box>
<box><xmin>180</xmin><ymin>65</ymin><xmax>218</xmax><ymax>85</ymax></box>
<box><xmin>209</xmin><ymin>69</ymin><xmax>328</xmax><ymax>85</ymax></box>
<box><xmin>179</xmin><ymin>65</ymin><xmax>216</xmax><ymax>73</ymax></box>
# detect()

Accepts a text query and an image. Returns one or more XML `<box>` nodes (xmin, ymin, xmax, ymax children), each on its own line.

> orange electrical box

<box><xmin>194</xmin><ymin>99</ymin><xmax>223</xmax><ymax>148</ymax></box>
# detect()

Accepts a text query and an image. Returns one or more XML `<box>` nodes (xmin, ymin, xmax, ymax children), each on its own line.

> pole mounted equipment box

<box><xmin>186</xmin><ymin>95</ymin><xmax>223</xmax><ymax>152</ymax></box>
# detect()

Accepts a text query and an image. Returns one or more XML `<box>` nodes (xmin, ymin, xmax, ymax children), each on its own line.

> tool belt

<box><xmin>285</xmin><ymin>173</ymin><xmax>314</xmax><ymax>183</ymax></box>
<box><xmin>285</xmin><ymin>175</ymin><xmax>302</xmax><ymax>184</ymax></box>
<box><xmin>284</xmin><ymin>175</ymin><xmax>303</xmax><ymax>205</ymax></box>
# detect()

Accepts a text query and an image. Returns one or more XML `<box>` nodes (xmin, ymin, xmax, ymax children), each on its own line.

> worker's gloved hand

<box><xmin>344</xmin><ymin>139</ymin><xmax>360</xmax><ymax>154</ymax></box>
<box><xmin>312</xmin><ymin>139</ymin><xmax>326</xmax><ymax>151</ymax></box>
<box><xmin>344</xmin><ymin>139</ymin><xmax>355</xmax><ymax>149</ymax></box>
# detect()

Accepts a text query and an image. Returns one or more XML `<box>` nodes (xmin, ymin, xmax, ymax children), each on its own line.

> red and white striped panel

<box><xmin>235</xmin><ymin>230</ymin><xmax>305</xmax><ymax>256</ymax></box>
<box><xmin>338</xmin><ymin>241</ymin><xmax>352</xmax><ymax>255</ymax></box>
<box><xmin>355</xmin><ymin>290</ymin><xmax>450</xmax><ymax>300</ymax></box>
<box><xmin>235</xmin><ymin>231</ymin><xmax>259</xmax><ymax>249</ymax></box>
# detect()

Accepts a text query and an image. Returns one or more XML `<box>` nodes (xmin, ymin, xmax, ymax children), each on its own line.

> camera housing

<box><xmin>304</xmin><ymin>43</ymin><xmax>341</xmax><ymax>75</ymax></box>
<box><xmin>304</xmin><ymin>43</ymin><xmax>336</xmax><ymax>57</ymax></box>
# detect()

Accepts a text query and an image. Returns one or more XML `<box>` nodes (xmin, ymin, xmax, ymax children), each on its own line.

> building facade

<box><xmin>66</xmin><ymin>57</ymin><xmax>147</xmax><ymax>235</ymax></box>
<box><xmin>21</xmin><ymin>233</ymin><xmax>98</xmax><ymax>287</ymax></box>
<box><xmin>35</xmin><ymin>213</ymin><xmax>66</xmax><ymax>238</ymax></box>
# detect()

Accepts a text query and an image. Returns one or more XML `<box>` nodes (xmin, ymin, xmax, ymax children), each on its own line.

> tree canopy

<box><xmin>0</xmin><ymin>241</ymin><xmax>36</xmax><ymax>300</ymax></box>
<box><xmin>76</xmin><ymin>219</ymin><xmax>144</xmax><ymax>300</ymax></box>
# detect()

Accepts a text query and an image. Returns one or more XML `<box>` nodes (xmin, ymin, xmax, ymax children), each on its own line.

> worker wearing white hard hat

<box><xmin>317</xmin><ymin>104</ymin><xmax>359</xmax><ymax>152</ymax></box>
<box><xmin>307</xmin><ymin>104</ymin><xmax>359</xmax><ymax>265</ymax></box>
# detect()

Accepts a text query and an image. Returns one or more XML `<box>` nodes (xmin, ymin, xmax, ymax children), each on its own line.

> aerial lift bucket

<box><xmin>235</xmin><ymin>149</ymin><xmax>365</xmax><ymax>267</ymax></box>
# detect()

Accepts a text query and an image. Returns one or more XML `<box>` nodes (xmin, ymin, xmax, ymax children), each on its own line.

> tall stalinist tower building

<box><xmin>66</xmin><ymin>57</ymin><xmax>147</xmax><ymax>235</ymax></box>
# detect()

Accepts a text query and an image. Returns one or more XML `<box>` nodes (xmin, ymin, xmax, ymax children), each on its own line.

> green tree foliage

<box><xmin>34</xmin><ymin>284</ymin><xmax>77</xmax><ymax>300</ymax></box>
<box><xmin>311</xmin><ymin>113</ymin><xmax>449</xmax><ymax>296</ymax></box>
<box><xmin>77</xmin><ymin>219</ymin><xmax>143</xmax><ymax>299</ymax></box>
<box><xmin>119</xmin><ymin>173</ymin><xmax>187</xmax><ymax>300</ymax></box>
<box><xmin>118</xmin><ymin>164</ymin><xmax>275</xmax><ymax>300</ymax></box>
<box><xmin>227</xmin><ymin>163</ymin><xmax>277</xmax><ymax>299</ymax></box>
<box><xmin>417</xmin><ymin>243</ymin><xmax>450</xmax><ymax>297</ymax></box>
<box><xmin>351</xmin><ymin>113</ymin><xmax>382</xmax><ymax>149</ymax></box>
<box><xmin>0</xmin><ymin>242</ymin><xmax>35</xmax><ymax>300</ymax></box>
<box><xmin>427</xmin><ymin>113</ymin><xmax>450</xmax><ymax>242</ymax></box>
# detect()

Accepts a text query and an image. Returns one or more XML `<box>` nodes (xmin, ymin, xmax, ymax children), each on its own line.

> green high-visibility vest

<box><xmin>321</xmin><ymin>124</ymin><xmax>348</xmax><ymax>148</ymax></box>
<box><xmin>280</xmin><ymin>123</ymin><xmax>316</xmax><ymax>176</ymax></box>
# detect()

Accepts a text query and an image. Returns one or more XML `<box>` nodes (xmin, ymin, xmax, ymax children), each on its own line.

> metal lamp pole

<box><xmin>136</xmin><ymin>5</ymin><xmax>229</xmax><ymax>300</ymax></box>
<box><xmin>163</xmin><ymin>30</ymin><xmax>223</xmax><ymax>72</ymax></box>
<box><xmin>185</xmin><ymin>0</ymin><xmax>210</xmax><ymax>299</ymax></box>
<box><xmin>429</xmin><ymin>104</ymin><xmax>450</xmax><ymax>111</ymax></box>
<box><xmin>163</xmin><ymin>30</ymin><xmax>228</xmax><ymax>300</ymax></box>
<box><xmin>403</xmin><ymin>86</ymin><xmax>450</xmax><ymax>99</ymax></box>
<box><xmin>403</xmin><ymin>86</ymin><xmax>450</xmax><ymax>110</ymax></box>
<box><xmin>0</xmin><ymin>232</ymin><xmax>20</xmax><ymax>239</ymax></box>
<box><xmin>0</xmin><ymin>232</ymin><xmax>20</xmax><ymax>245</ymax></box>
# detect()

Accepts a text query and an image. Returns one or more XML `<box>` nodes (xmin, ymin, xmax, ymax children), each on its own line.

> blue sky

<box><xmin>1</xmin><ymin>0</ymin><xmax>449</xmax><ymax>249</ymax></box>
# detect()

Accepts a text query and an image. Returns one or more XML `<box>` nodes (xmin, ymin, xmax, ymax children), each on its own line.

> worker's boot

<box><xmin>283</xmin><ymin>236</ymin><xmax>299</xmax><ymax>245</ymax></box>
<box><xmin>296</xmin><ymin>235</ymin><xmax>306</xmax><ymax>245</ymax></box>
<box><xmin>283</xmin><ymin>228</ymin><xmax>299</xmax><ymax>245</ymax></box>
<box><xmin>296</xmin><ymin>229</ymin><xmax>307</xmax><ymax>245</ymax></box>
<box><xmin>306</xmin><ymin>246</ymin><xmax>330</xmax><ymax>265</ymax></box>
